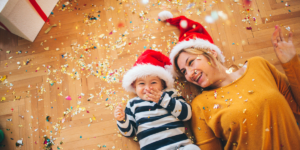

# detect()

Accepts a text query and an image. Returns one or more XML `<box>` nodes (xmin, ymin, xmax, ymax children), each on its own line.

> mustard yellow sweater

<box><xmin>191</xmin><ymin>56</ymin><xmax>300</xmax><ymax>150</ymax></box>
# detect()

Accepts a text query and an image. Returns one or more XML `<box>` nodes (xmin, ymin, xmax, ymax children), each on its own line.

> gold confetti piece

<box><xmin>208</xmin><ymin>62</ymin><xmax>211</xmax><ymax>65</ymax></box>
<box><xmin>248</xmin><ymin>90</ymin><xmax>254</xmax><ymax>94</ymax></box>
<box><xmin>45</xmin><ymin>24</ymin><xmax>57</xmax><ymax>34</ymax></box>
<box><xmin>1</xmin><ymin>97</ymin><xmax>5</xmax><ymax>101</ymax></box>
<box><xmin>92</xmin><ymin>115</ymin><xmax>96</xmax><ymax>120</ymax></box>
<box><xmin>0</xmin><ymin>75</ymin><xmax>6</xmax><ymax>82</ymax></box>
<box><xmin>44</xmin><ymin>47</ymin><xmax>49</xmax><ymax>50</ymax></box>
<box><xmin>6</xmin><ymin>51</ymin><xmax>11</xmax><ymax>54</ymax></box>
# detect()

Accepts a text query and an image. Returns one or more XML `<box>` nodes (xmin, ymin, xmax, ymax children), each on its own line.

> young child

<box><xmin>114</xmin><ymin>50</ymin><xmax>200</xmax><ymax>150</ymax></box>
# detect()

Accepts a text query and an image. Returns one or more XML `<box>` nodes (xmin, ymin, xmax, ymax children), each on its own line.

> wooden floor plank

<box><xmin>0</xmin><ymin>0</ymin><xmax>299</xmax><ymax>149</ymax></box>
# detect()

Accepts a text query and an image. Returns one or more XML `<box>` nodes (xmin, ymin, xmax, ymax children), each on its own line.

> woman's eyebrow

<box><xmin>186</xmin><ymin>57</ymin><xmax>189</xmax><ymax>64</ymax></box>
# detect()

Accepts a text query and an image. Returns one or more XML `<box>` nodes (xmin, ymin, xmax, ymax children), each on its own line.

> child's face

<box><xmin>133</xmin><ymin>76</ymin><xmax>163</xmax><ymax>100</ymax></box>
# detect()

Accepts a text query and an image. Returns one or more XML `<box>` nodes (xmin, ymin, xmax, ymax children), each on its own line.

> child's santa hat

<box><xmin>122</xmin><ymin>49</ymin><xmax>174</xmax><ymax>93</ymax></box>
<box><xmin>158</xmin><ymin>11</ymin><xmax>225</xmax><ymax>76</ymax></box>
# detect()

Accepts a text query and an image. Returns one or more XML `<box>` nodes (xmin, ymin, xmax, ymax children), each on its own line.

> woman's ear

<box><xmin>211</xmin><ymin>50</ymin><xmax>218</xmax><ymax>58</ymax></box>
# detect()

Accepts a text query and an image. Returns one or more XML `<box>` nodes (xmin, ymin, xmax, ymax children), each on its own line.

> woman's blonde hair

<box><xmin>173</xmin><ymin>48</ymin><xmax>222</xmax><ymax>77</ymax></box>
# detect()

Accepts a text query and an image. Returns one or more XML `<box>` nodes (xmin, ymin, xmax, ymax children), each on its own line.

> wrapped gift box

<box><xmin>0</xmin><ymin>0</ymin><xmax>58</xmax><ymax>42</ymax></box>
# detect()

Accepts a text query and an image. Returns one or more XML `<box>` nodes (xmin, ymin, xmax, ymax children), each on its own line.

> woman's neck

<box><xmin>205</xmin><ymin>65</ymin><xmax>242</xmax><ymax>90</ymax></box>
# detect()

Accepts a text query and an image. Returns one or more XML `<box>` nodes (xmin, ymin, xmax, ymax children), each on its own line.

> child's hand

<box><xmin>145</xmin><ymin>87</ymin><xmax>163</xmax><ymax>103</ymax></box>
<box><xmin>114</xmin><ymin>104</ymin><xmax>125</xmax><ymax>121</ymax></box>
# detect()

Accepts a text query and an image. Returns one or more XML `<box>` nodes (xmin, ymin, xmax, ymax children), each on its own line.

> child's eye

<box><xmin>151</xmin><ymin>82</ymin><xmax>157</xmax><ymax>84</ymax></box>
<box><xmin>139</xmin><ymin>83</ymin><xmax>144</xmax><ymax>85</ymax></box>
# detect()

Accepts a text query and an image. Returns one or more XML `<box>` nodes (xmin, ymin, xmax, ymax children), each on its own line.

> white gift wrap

<box><xmin>0</xmin><ymin>0</ymin><xmax>59</xmax><ymax>42</ymax></box>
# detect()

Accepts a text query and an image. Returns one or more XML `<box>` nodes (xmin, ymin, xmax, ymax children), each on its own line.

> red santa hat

<box><xmin>158</xmin><ymin>11</ymin><xmax>225</xmax><ymax>76</ymax></box>
<box><xmin>122</xmin><ymin>49</ymin><xmax>174</xmax><ymax>93</ymax></box>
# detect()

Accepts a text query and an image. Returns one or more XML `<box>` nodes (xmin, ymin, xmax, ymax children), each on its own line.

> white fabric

<box><xmin>179</xmin><ymin>144</ymin><xmax>201</xmax><ymax>150</ymax></box>
<box><xmin>122</xmin><ymin>64</ymin><xmax>174</xmax><ymax>93</ymax></box>
<box><xmin>158</xmin><ymin>10</ymin><xmax>173</xmax><ymax>21</ymax></box>
<box><xmin>139</xmin><ymin>127</ymin><xmax>185</xmax><ymax>148</ymax></box>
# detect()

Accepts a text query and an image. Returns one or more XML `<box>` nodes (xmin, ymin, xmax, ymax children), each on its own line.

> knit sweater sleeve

<box><xmin>190</xmin><ymin>102</ymin><xmax>222</xmax><ymax>149</ymax></box>
<box><xmin>117</xmin><ymin>101</ymin><xmax>137</xmax><ymax>137</ymax></box>
<box><xmin>158</xmin><ymin>91</ymin><xmax>192</xmax><ymax>121</ymax></box>
<box><xmin>264</xmin><ymin>55</ymin><xmax>300</xmax><ymax>114</ymax></box>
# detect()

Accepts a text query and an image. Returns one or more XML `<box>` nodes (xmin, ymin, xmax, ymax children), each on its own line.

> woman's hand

<box><xmin>114</xmin><ymin>104</ymin><xmax>125</xmax><ymax>121</ymax></box>
<box><xmin>145</xmin><ymin>87</ymin><xmax>163</xmax><ymax>103</ymax></box>
<box><xmin>271</xmin><ymin>25</ymin><xmax>296</xmax><ymax>63</ymax></box>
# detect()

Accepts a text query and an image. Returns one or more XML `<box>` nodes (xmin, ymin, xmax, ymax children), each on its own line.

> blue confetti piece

<box><xmin>203</xmin><ymin>107</ymin><xmax>205</xmax><ymax>110</ymax></box>
<box><xmin>106</xmin><ymin>98</ymin><xmax>108</xmax><ymax>101</ymax></box>
<box><xmin>144</xmin><ymin>46</ymin><xmax>146</xmax><ymax>49</ymax></box>
<box><xmin>61</xmin><ymin>55</ymin><xmax>64</xmax><ymax>58</ymax></box>
<box><xmin>94</xmin><ymin>46</ymin><xmax>97</xmax><ymax>49</ymax></box>
<box><xmin>289</xmin><ymin>10</ymin><xmax>291</xmax><ymax>12</ymax></box>
<box><xmin>51</xmin><ymin>12</ymin><xmax>54</xmax><ymax>15</ymax></box>
<box><xmin>26</xmin><ymin>70</ymin><xmax>27</xmax><ymax>72</ymax></box>
<box><xmin>232</xmin><ymin>43</ymin><xmax>235</xmax><ymax>45</ymax></box>
<box><xmin>130</xmin><ymin>21</ymin><xmax>132</xmax><ymax>23</ymax></box>
<box><xmin>80</xmin><ymin>136</ymin><xmax>82</xmax><ymax>138</ymax></box>
<box><xmin>71</xmin><ymin>106</ymin><xmax>73</xmax><ymax>110</ymax></box>
<box><xmin>50</xmin><ymin>83</ymin><xmax>54</xmax><ymax>86</ymax></box>
<box><xmin>98</xmin><ymin>15</ymin><xmax>100</xmax><ymax>17</ymax></box>
<box><xmin>51</xmin><ymin>107</ymin><xmax>53</xmax><ymax>109</ymax></box>
<box><xmin>158</xmin><ymin>18</ymin><xmax>161</xmax><ymax>21</ymax></box>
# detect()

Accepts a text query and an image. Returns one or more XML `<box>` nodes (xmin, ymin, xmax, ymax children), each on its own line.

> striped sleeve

<box><xmin>117</xmin><ymin>105</ymin><xmax>137</xmax><ymax>137</ymax></box>
<box><xmin>158</xmin><ymin>91</ymin><xmax>192</xmax><ymax>121</ymax></box>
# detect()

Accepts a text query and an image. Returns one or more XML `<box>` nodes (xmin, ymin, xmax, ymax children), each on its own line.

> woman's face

<box><xmin>177</xmin><ymin>52</ymin><xmax>218</xmax><ymax>88</ymax></box>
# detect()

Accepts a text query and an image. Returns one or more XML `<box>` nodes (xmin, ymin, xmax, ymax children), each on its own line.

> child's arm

<box><xmin>114</xmin><ymin>104</ymin><xmax>137</xmax><ymax>137</ymax></box>
<box><xmin>158</xmin><ymin>91</ymin><xmax>192</xmax><ymax>121</ymax></box>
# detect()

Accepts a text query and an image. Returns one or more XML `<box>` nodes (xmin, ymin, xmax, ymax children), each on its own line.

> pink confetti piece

<box><xmin>65</xmin><ymin>96</ymin><xmax>72</xmax><ymax>100</ymax></box>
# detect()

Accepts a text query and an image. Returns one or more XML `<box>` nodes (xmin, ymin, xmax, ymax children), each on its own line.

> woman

<box><xmin>158</xmin><ymin>11</ymin><xmax>300</xmax><ymax>149</ymax></box>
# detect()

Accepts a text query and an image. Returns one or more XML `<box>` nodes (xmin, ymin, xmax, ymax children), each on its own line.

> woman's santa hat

<box><xmin>158</xmin><ymin>11</ymin><xmax>225</xmax><ymax>76</ymax></box>
<box><xmin>122</xmin><ymin>49</ymin><xmax>174</xmax><ymax>93</ymax></box>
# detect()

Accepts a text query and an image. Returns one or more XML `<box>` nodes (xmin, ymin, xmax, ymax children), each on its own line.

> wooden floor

<box><xmin>0</xmin><ymin>0</ymin><xmax>299</xmax><ymax>149</ymax></box>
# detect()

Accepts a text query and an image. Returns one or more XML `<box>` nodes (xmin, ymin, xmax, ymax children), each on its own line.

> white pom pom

<box><xmin>180</xmin><ymin>20</ymin><xmax>188</xmax><ymax>29</ymax></box>
<box><xmin>158</xmin><ymin>11</ymin><xmax>173</xmax><ymax>21</ymax></box>
<box><xmin>141</xmin><ymin>0</ymin><xmax>149</xmax><ymax>4</ymax></box>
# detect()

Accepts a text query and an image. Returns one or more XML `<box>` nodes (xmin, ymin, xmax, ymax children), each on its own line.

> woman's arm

<box><xmin>271</xmin><ymin>25</ymin><xmax>300</xmax><ymax>113</ymax></box>
<box><xmin>190</xmin><ymin>104</ymin><xmax>223</xmax><ymax>149</ymax></box>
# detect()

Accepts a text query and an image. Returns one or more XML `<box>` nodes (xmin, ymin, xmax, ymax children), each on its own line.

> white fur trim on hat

<box><xmin>122</xmin><ymin>64</ymin><xmax>174</xmax><ymax>93</ymax></box>
<box><xmin>169</xmin><ymin>38</ymin><xmax>225</xmax><ymax>77</ymax></box>
<box><xmin>158</xmin><ymin>11</ymin><xmax>173</xmax><ymax>21</ymax></box>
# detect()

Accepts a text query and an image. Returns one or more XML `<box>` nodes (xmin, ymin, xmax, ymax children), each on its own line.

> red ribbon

<box><xmin>29</xmin><ymin>0</ymin><xmax>49</xmax><ymax>23</ymax></box>
<box><xmin>0</xmin><ymin>22</ymin><xmax>10</xmax><ymax>32</ymax></box>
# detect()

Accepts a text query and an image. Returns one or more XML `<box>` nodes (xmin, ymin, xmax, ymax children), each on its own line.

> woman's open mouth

<box><xmin>195</xmin><ymin>72</ymin><xmax>203</xmax><ymax>83</ymax></box>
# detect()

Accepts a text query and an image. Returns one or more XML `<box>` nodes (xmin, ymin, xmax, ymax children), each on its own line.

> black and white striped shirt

<box><xmin>117</xmin><ymin>91</ymin><xmax>192</xmax><ymax>150</ymax></box>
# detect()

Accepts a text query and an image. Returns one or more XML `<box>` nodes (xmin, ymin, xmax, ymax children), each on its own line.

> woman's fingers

<box><xmin>279</xmin><ymin>27</ymin><xmax>285</xmax><ymax>42</ymax></box>
<box><xmin>288</xmin><ymin>32</ymin><xmax>293</xmax><ymax>43</ymax></box>
<box><xmin>272</xmin><ymin>26</ymin><xmax>279</xmax><ymax>47</ymax></box>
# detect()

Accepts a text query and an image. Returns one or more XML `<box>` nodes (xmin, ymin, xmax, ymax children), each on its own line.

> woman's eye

<box><xmin>189</xmin><ymin>60</ymin><xmax>194</xmax><ymax>66</ymax></box>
